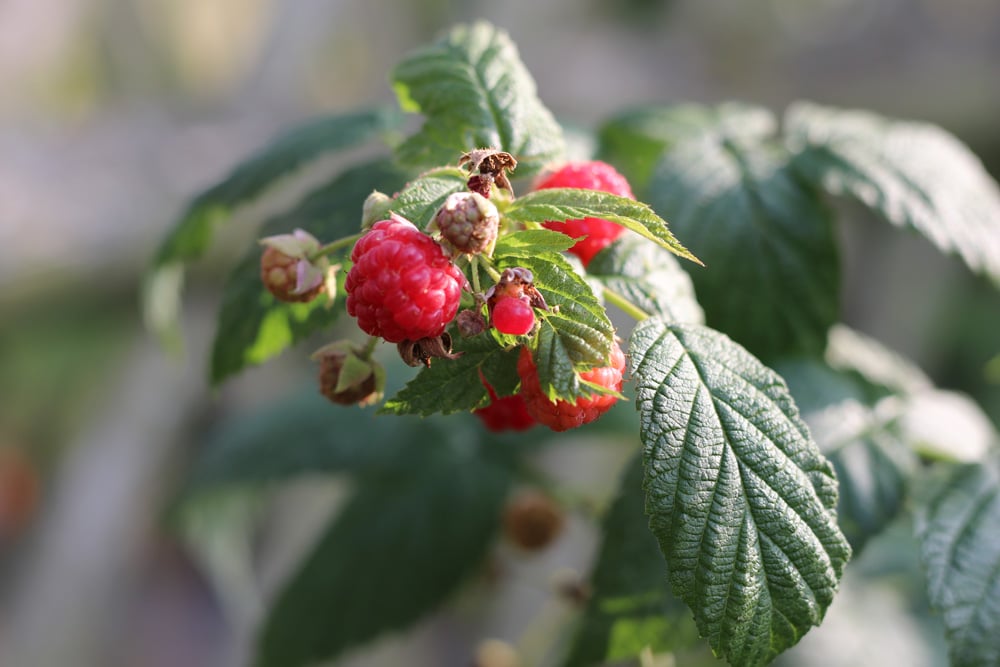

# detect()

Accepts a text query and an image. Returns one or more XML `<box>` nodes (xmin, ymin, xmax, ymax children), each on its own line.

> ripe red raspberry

<box><xmin>345</xmin><ymin>214</ymin><xmax>467</xmax><ymax>343</ymax></box>
<box><xmin>491</xmin><ymin>296</ymin><xmax>535</xmax><ymax>335</ymax></box>
<box><xmin>474</xmin><ymin>376</ymin><xmax>536</xmax><ymax>432</ymax></box>
<box><xmin>517</xmin><ymin>341</ymin><xmax>626</xmax><ymax>432</ymax></box>
<box><xmin>534</xmin><ymin>161</ymin><xmax>635</xmax><ymax>266</ymax></box>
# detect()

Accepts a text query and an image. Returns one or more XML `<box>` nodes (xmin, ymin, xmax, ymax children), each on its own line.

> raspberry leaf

<box><xmin>381</xmin><ymin>336</ymin><xmax>520</xmax><ymax>416</ymax></box>
<box><xmin>493</xmin><ymin>248</ymin><xmax>615</xmax><ymax>400</ymax></box>
<box><xmin>629</xmin><ymin>319</ymin><xmax>851</xmax><ymax>666</ymax></box>
<box><xmin>786</xmin><ymin>102</ymin><xmax>1000</xmax><ymax>288</ymax></box>
<box><xmin>564</xmin><ymin>453</ymin><xmax>702</xmax><ymax>665</ymax></box>
<box><xmin>145</xmin><ymin>108</ymin><xmax>400</xmax><ymax>341</ymax></box>
<box><xmin>597</xmin><ymin>102</ymin><xmax>776</xmax><ymax>195</ymax></box>
<box><xmin>648</xmin><ymin>131</ymin><xmax>839</xmax><ymax>362</ymax></box>
<box><xmin>255</xmin><ymin>433</ymin><xmax>517</xmax><ymax>667</ymax></box>
<box><xmin>915</xmin><ymin>456</ymin><xmax>1000</xmax><ymax>667</ymax></box>
<box><xmin>504</xmin><ymin>188</ymin><xmax>701</xmax><ymax>266</ymax></box>
<box><xmin>391</xmin><ymin>21</ymin><xmax>564</xmax><ymax>175</ymax></box>
<box><xmin>210</xmin><ymin>160</ymin><xmax>408</xmax><ymax>385</ymax></box>
<box><xmin>588</xmin><ymin>235</ymin><xmax>704</xmax><ymax>325</ymax></box>
<box><xmin>492</xmin><ymin>228</ymin><xmax>577</xmax><ymax>254</ymax></box>
<box><xmin>389</xmin><ymin>166</ymin><xmax>468</xmax><ymax>228</ymax></box>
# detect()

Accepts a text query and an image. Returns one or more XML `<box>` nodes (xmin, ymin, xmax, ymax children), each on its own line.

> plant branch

<box><xmin>602</xmin><ymin>287</ymin><xmax>651</xmax><ymax>322</ymax></box>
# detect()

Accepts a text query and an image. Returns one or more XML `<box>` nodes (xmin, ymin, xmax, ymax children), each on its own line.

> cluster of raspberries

<box><xmin>262</xmin><ymin>160</ymin><xmax>632</xmax><ymax>432</ymax></box>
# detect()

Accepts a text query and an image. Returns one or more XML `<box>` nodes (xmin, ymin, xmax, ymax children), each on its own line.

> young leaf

<box><xmin>916</xmin><ymin>457</ymin><xmax>1000</xmax><ymax>667</ymax></box>
<box><xmin>144</xmin><ymin>108</ymin><xmax>400</xmax><ymax>338</ymax></box>
<box><xmin>255</xmin><ymin>436</ymin><xmax>515</xmax><ymax>667</ymax></box>
<box><xmin>209</xmin><ymin>160</ymin><xmax>409</xmax><ymax>384</ymax></box>
<box><xmin>380</xmin><ymin>335</ymin><xmax>519</xmax><ymax>416</ymax></box>
<box><xmin>391</xmin><ymin>21</ymin><xmax>564</xmax><ymax>174</ymax></box>
<box><xmin>629</xmin><ymin>319</ymin><xmax>851</xmax><ymax>666</ymax></box>
<box><xmin>786</xmin><ymin>102</ymin><xmax>1000</xmax><ymax>288</ymax></box>
<box><xmin>494</xmin><ymin>248</ymin><xmax>615</xmax><ymax>401</ymax></box>
<box><xmin>648</xmin><ymin>131</ymin><xmax>839</xmax><ymax>362</ymax></box>
<box><xmin>564</xmin><ymin>453</ymin><xmax>702</xmax><ymax>666</ymax></box>
<box><xmin>597</xmin><ymin>102</ymin><xmax>777</xmax><ymax>195</ymax></box>
<box><xmin>503</xmin><ymin>188</ymin><xmax>700</xmax><ymax>265</ymax></box>
<box><xmin>389</xmin><ymin>166</ymin><xmax>468</xmax><ymax>228</ymax></box>
<box><xmin>587</xmin><ymin>234</ymin><xmax>705</xmax><ymax>325</ymax></box>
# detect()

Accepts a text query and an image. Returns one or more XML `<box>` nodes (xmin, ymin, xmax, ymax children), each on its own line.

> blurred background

<box><xmin>1</xmin><ymin>0</ymin><xmax>998</xmax><ymax>665</ymax></box>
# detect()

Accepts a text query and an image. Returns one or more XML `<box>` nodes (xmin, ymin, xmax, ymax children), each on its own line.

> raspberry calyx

<box><xmin>313</xmin><ymin>340</ymin><xmax>384</xmax><ymax>407</ymax></box>
<box><xmin>259</xmin><ymin>229</ymin><xmax>332</xmax><ymax>303</ymax></box>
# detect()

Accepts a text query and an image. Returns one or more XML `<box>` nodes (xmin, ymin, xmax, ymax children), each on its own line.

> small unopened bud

<box><xmin>259</xmin><ymin>229</ymin><xmax>330</xmax><ymax>303</ymax></box>
<box><xmin>313</xmin><ymin>341</ymin><xmax>384</xmax><ymax>406</ymax></box>
<box><xmin>361</xmin><ymin>190</ymin><xmax>393</xmax><ymax>230</ymax></box>
<box><xmin>433</xmin><ymin>191</ymin><xmax>500</xmax><ymax>255</ymax></box>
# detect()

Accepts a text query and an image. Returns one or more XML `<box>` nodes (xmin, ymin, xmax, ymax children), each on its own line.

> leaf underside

<box><xmin>916</xmin><ymin>457</ymin><xmax>1000</xmax><ymax>667</ymax></box>
<box><xmin>629</xmin><ymin>319</ymin><xmax>851</xmax><ymax>667</ymax></box>
<box><xmin>786</xmin><ymin>102</ymin><xmax>1000</xmax><ymax>289</ymax></box>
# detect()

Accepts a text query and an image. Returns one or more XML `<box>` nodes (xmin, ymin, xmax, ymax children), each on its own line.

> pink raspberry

<box><xmin>345</xmin><ymin>214</ymin><xmax>467</xmax><ymax>343</ymax></box>
<box><xmin>533</xmin><ymin>161</ymin><xmax>635</xmax><ymax>266</ymax></box>
<box><xmin>517</xmin><ymin>341</ymin><xmax>626</xmax><ymax>432</ymax></box>
<box><xmin>474</xmin><ymin>376</ymin><xmax>536</xmax><ymax>432</ymax></box>
<box><xmin>491</xmin><ymin>296</ymin><xmax>535</xmax><ymax>336</ymax></box>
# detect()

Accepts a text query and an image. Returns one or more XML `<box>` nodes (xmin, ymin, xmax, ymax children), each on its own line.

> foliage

<box><xmin>150</xmin><ymin>19</ymin><xmax>1000</xmax><ymax>667</ymax></box>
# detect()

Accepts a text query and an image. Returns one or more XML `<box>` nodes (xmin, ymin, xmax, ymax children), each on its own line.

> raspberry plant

<box><xmin>146</xmin><ymin>21</ymin><xmax>1000</xmax><ymax>667</ymax></box>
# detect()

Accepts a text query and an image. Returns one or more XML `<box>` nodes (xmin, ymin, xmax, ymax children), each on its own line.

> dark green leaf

<box><xmin>597</xmin><ymin>102</ymin><xmax>776</xmax><ymax>195</ymax></box>
<box><xmin>532</xmin><ymin>321</ymin><xmax>582</xmax><ymax>402</ymax></box>
<box><xmin>786</xmin><ymin>102</ymin><xmax>1000</xmax><ymax>288</ymax></box>
<box><xmin>255</xmin><ymin>436</ymin><xmax>515</xmax><ymax>667</ymax></box>
<box><xmin>389</xmin><ymin>166</ymin><xmax>468</xmax><ymax>228</ymax></box>
<box><xmin>391</xmin><ymin>21</ymin><xmax>564</xmax><ymax>174</ymax></box>
<box><xmin>504</xmin><ymin>188</ymin><xmax>700</xmax><ymax>265</ymax></box>
<box><xmin>629</xmin><ymin>319</ymin><xmax>851</xmax><ymax>666</ymax></box>
<box><xmin>564</xmin><ymin>453</ymin><xmax>701</xmax><ymax>666</ymax></box>
<box><xmin>916</xmin><ymin>457</ymin><xmax>1000</xmax><ymax>667</ymax></box>
<box><xmin>587</xmin><ymin>234</ymin><xmax>704</xmax><ymax>325</ymax></box>
<box><xmin>380</xmin><ymin>334</ymin><xmax>519</xmax><ymax>416</ymax></box>
<box><xmin>210</xmin><ymin>160</ymin><xmax>409</xmax><ymax>384</ymax></box>
<box><xmin>648</xmin><ymin>131</ymin><xmax>839</xmax><ymax>361</ymax></box>
<box><xmin>144</xmin><ymin>108</ymin><xmax>400</xmax><ymax>339</ymax></box>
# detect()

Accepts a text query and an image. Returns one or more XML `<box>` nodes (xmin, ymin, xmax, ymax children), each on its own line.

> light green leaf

<box><xmin>389</xmin><ymin>166</ymin><xmax>468</xmax><ymax>228</ymax></box>
<box><xmin>824</xmin><ymin>324</ymin><xmax>932</xmax><ymax>398</ymax></box>
<box><xmin>144</xmin><ymin>108</ymin><xmax>400</xmax><ymax>338</ymax></box>
<box><xmin>209</xmin><ymin>160</ymin><xmax>408</xmax><ymax>384</ymax></box>
<box><xmin>503</xmin><ymin>188</ymin><xmax>700</xmax><ymax>265</ymax></box>
<box><xmin>493</xmin><ymin>248</ymin><xmax>615</xmax><ymax>401</ymax></box>
<box><xmin>492</xmin><ymin>228</ymin><xmax>578</xmax><ymax>255</ymax></box>
<box><xmin>629</xmin><ymin>319</ymin><xmax>851</xmax><ymax>666</ymax></box>
<box><xmin>587</xmin><ymin>234</ymin><xmax>704</xmax><ymax>325</ymax></box>
<box><xmin>916</xmin><ymin>457</ymin><xmax>1000</xmax><ymax>667</ymax></box>
<box><xmin>648</xmin><ymin>131</ymin><xmax>839</xmax><ymax>361</ymax></box>
<box><xmin>786</xmin><ymin>102</ymin><xmax>1000</xmax><ymax>288</ymax></box>
<box><xmin>563</xmin><ymin>453</ymin><xmax>701</xmax><ymax>666</ymax></box>
<box><xmin>391</xmin><ymin>21</ymin><xmax>564</xmax><ymax>174</ymax></box>
<box><xmin>597</xmin><ymin>102</ymin><xmax>776</xmax><ymax>194</ymax></box>
<box><xmin>255</xmin><ymin>436</ymin><xmax>515</xmax><ymax>667</ymax></box>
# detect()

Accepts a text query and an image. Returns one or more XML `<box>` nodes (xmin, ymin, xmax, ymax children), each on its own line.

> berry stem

<box><xmin>469</xmin><ymin>255</ymin><xmax>482</xmax><ymax>294</ymax></box>
<box><xmin>361</xmin><ymin>335</ymin><xmax>379</xmax><ymax>359</ymax></box>
<box><xmin>311</xmin><ymin>232</ymin><xmax>363</xmax><ymax>260</ymax></box>
<box><xmin>602</xmin><ymin>287</ymin><xmax>651</xmax><ymax>322</ymax></box>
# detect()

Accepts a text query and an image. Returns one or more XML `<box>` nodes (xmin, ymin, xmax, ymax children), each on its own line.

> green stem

<box><xmin>603</xmin><ymin>287</ymin><xmax>651</xmax><ymax>322</ymax></box>
<box><xmin>483</xmin><ymin>263</ymin><xmax>502</xmax><ymax>282</ymax></box>
<box><xmin>311</xmin><ymin>232</ymin><xmax>363</xmax><ymax>260</ymax></box>
<box><xmin>469</xmin><ymin>255</ymin><xmax>482</xmax><ymax>294</ymax></box>
<box><xmin>361</xmin><ymin>336</ymin><xmax>379</xmax><ymax>359</ymax></box>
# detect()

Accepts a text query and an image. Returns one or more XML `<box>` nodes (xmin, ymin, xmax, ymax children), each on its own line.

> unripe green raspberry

<box><xmin>433</xmin><ymin>191</ymin><xmax>500</xmax><ymax>255</ymax></box>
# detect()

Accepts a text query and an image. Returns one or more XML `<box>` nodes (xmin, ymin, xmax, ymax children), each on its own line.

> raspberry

<box><xmin>534</xmin><ymin>161</ymin><xmax>635</xmax><ymax>266</ymax></box>
<box><xmin>474</xmin><ymin>376</ymin><xmax>536</xmax><ymax>432</ymax></box>
<box><xmin>517</xmin><ymin>341</ymin><xmax>626</xmax><ymax>432</ymax></box>
<box><xmin>345</xmin><ymin>214</ymin><xmax>467</xmax><ymax>343</ymax></box>
<box><xmin>502</xmin><ymin>489</ymin><xmax>564</xmax><ymax>551</ymax></box>
<box><xmin>491</xmin><ymin>296</ymin><xmax>534</xmax><ymax>336</ymax></box>
<box><xmin>314</xmin><ymin>342</ymin><xmax>383</xmax><ymax>407</ymax></box>
<box><xmin>433</xmin><ymin>191</ymin><xmax>499</xmax><ymax>255</ymax></box>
